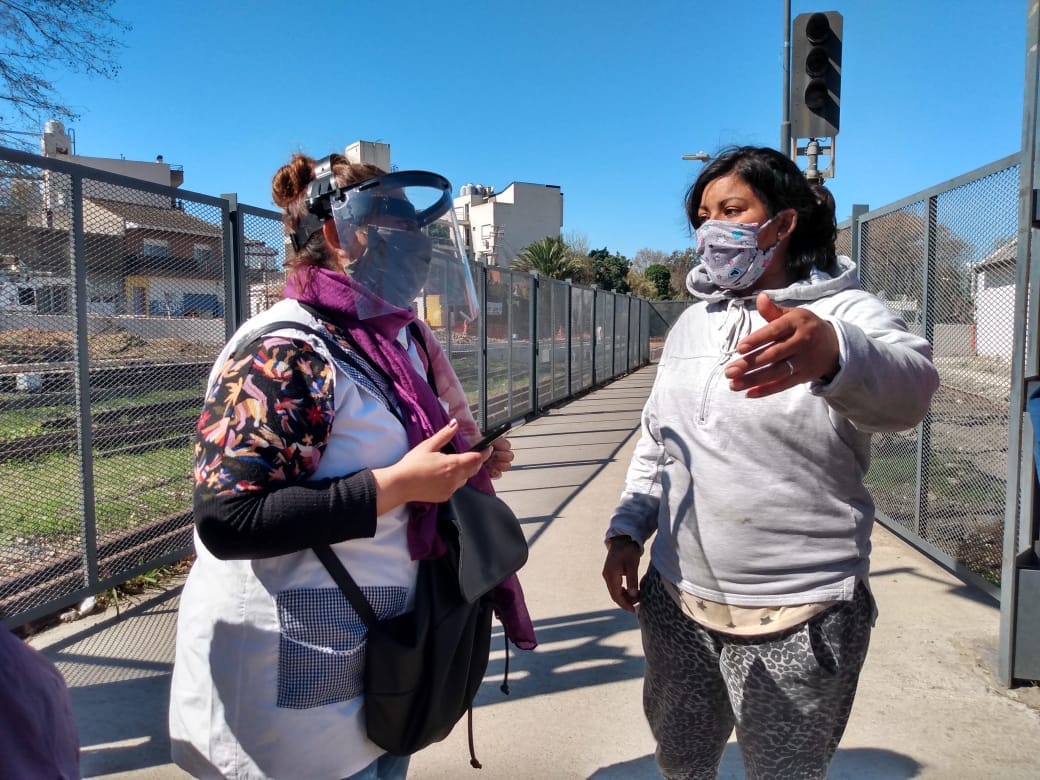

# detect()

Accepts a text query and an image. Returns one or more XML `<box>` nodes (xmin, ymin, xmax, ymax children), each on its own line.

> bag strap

<box><xmin>314</xmin><ymin>544</ymin><xmax>379</xmax><ymax>628</ymax></box>
<box><xmin>297</xmin><ymin>302</ymin><xmax>439</xmax><ymax>420</ymax></box>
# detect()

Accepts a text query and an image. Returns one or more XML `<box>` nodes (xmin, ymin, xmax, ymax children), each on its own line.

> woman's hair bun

<box><xmin>271</xmin><ymin>153</ymin><xmax>315</xmax><ymax>208</ymax></box>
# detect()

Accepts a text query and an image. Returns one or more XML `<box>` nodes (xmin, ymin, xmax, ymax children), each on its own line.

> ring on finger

<box><xmin>784</xmin><ymin>358</ymin><xmax>795</xmax><ymax>376</ymax></box>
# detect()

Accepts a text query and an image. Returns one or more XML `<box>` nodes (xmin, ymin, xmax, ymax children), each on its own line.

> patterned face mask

<box><xmin>694</xmin><ymin>216</ymin><xmax>780</xmax><ymax>290</ymax></box>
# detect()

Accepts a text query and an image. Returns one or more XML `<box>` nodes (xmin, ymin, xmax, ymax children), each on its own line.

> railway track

<box><xmin>0</xmin><ymin>408</ymin><xmax>198</xmax><ymax>462</ymax></box>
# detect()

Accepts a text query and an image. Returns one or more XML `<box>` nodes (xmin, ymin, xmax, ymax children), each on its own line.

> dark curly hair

<box><xmin>684</xmin><ymin>146</ymin><xmax>837</xmax><ymax>279</ymax></box>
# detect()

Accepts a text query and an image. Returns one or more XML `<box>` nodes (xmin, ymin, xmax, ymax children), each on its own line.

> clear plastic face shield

<box><xmin>303</xmin><ymin>168</ymin><xmax>479</xmax><ymax>322</ymax></box>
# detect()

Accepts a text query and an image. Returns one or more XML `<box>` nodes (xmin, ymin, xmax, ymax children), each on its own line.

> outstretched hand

<box><xmin>723</xmin><ymin>292</ymin><xmax>840</xmax><ymax>398</ymax></box>
<box><xmin>372</xmin><ymin>420</ymin><xmax>487</xmax><ymax>514</ymax></box>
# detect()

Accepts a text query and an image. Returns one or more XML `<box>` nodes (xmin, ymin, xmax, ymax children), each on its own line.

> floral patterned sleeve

<box><xmin>192</xmin><ymin>337</ymin><xmax>379</xmax><ymax>560</ymax></box>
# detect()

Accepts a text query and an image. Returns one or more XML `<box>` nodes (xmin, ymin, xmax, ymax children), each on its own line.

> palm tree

<box><xmin>511</xmin><ymin>236</ymin><xmax>577</xmax><ymax>279</ymax></box>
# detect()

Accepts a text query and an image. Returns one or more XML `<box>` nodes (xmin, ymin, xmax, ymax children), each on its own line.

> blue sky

<box><xmin>43</xmin><ymin>0</ymin><xmax>1026</xmax><ymax>259</ymax></box>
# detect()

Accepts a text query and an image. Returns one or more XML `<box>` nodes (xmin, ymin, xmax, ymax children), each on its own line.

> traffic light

<box><xmin>791</xmin><ymin>11</ymin><xmax>842</xmax><ymax>139</ymax></box>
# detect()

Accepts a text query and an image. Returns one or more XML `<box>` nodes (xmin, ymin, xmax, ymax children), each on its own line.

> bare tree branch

<box><xmin>0</xmin><ymin>0</ymin><xmax>130</xmax><ymax>146</ymax></box>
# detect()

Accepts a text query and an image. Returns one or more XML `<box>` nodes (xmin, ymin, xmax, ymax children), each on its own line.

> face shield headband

<box><xmin>295</xmin><ymin>162</ymin><xmax>479</xmax><ymax>322</ymax></box>
<box><xmin>291</xmin><ymin>163</ymin><xmax>454</xmax><ymax>249</ymax></box>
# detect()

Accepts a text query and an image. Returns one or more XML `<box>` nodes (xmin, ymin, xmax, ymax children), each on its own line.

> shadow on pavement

<box><xmin>481</xmin><ymin>608</ymin><xmax>643</xmax><ymax>704</ymax></box>
<box><xmin>589</xmin><ymin>745</ymin><xmax>922</xmax><ymax>779</ymax></box>
<box><xmin>36</xmin><ymin>586</ymin><xmax>183</xmax><ymax>778</ymax></box>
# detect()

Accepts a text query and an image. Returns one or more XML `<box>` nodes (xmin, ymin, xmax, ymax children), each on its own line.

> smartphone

<box><xmin>469</xmin><ymin>421</ymin><xmax>513</xmax><ymax>452</ymax></box>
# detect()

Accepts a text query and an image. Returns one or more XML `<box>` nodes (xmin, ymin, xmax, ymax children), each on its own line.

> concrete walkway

<box><xmin>29</xmin><ymin>365</ymin><xmax>1040</xmax><ymax>779</ymax></box>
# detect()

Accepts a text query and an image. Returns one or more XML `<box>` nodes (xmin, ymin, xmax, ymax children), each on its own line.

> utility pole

<box><xmin>781</xmin><ymin>0</ymin><xmax>792</xmax><ymax>159</ymax></box>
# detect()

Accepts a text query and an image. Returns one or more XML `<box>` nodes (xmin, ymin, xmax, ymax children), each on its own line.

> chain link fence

<box><xmin>838</xmin><ymin>154</ymin><xmax>1020</xmax><ymax>593</ymax></box>
<box><xmin>0</xmin><ymin>146</ymin><xmax>654</xmax><ymax>628</ymax></box>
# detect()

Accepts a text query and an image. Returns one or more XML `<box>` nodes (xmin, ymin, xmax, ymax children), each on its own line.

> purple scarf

<box><xmin>285</xmin><ymin>267</ymin><xmax>536</xmax><ymax>649</ymax></box>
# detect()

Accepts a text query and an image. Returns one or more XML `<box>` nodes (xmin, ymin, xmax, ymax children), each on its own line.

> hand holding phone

<box><xmin>469</xmin><ymin>422</ymin><xmax>512</xmax><ymax>452</ymax></box>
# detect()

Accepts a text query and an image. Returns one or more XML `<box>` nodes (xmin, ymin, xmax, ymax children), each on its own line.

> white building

<box><xmin>40</xmin><ymin>119</ymin><xmax>183</xmax><ymax>184</ymax></box>
<box><xmin>972</xmin><ymin>238</ymin><xmax>1017</xmax><ymax>358</ymax></box>
<box><xmin>453</xmin><ymin>182</ymin><xmax>563</xmax><ymax>267</ymax></box>
<box><xmin>344</xmin><ymin>140</ymin><xmax>391</xmax><ymax>172</ymax></box>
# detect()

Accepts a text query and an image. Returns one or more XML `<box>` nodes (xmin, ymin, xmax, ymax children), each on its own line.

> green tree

<box><xmin>667</xmin><ymin>248</ymin><xmax>697</xmax><ymax>299</ymax></box>
<box><xmin>0</xmin><ymin>0</ymin><xmax>130</xmax><ymax>145</ymax></box>
<box><xmin>645</xmin><ymin>264</ymin><xmax>672</xmax><ymax>299</ymax></box>
<box><xmin>511</xmin><ymin>236</ymin><xmax>576</xmax><ymax>279</ymax></box>
<box><xmin>588</xmin><ymin>247</ymin><xmax>630</xmax><ymax>293</ymax></box>
<box><xmin>626</xmin><ymin>269</ymin><xmax>655</xmax><ymax>298</ymax></box>
<box><xmin>631</xmin><ymin>248</ymin><xmax>669</xmax><ymax>273</ymax></box>
<box><xmin>859</xmin><ymin>211</ymin><xmax>973</xmax><ymax>323</ymax></box>
<box><xmin>562</xmin><ymin>230</ymin><xmax>596</xmax><ymax>284</ymax></box>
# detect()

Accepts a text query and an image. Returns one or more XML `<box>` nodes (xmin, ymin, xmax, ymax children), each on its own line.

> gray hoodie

<box><xmin>607</xmin><ymin>257</ymin><xmax>938</xmax><ymax>605</ymax></box>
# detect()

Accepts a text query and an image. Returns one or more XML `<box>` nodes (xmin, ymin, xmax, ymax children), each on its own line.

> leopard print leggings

<box><xmin>637</xmin><ymin>567</ymin><xmax>872</xmax><ymax>780</ymax></box>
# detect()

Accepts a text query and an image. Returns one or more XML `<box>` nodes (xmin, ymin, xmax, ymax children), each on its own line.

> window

<box><xmin>193</xmin><ymin>244</ymin><xmax>212</xmax><ymax>264</ymax></box>
<box><xmin>36</xmin><ymin>285</ymin><xmax>69</xmax><ymax>314</ymax></box>
<box><xmin>143</xmin><ymin>238</ymin><xmax>170</xmax><ymax>258</ymax></box>
<box><xmin>17</xmin><ymin>286</ymin><xmax>35</xmax><ymax>307</ymax></box>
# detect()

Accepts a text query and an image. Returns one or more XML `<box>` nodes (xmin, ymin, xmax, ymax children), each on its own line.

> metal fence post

<box><xmin>850</xmin><ymin>203</ymin><xmax>869</xmax><ymax>278</ymax></box>
<box><xmin>914</xmin><ymin>196</ymin><xmax>938</xmax><ymax>540</ymax></box>
<box><xmin>566</xmin><ymin>279</ymin><xmax>573</xmax><ymax>396</ymax></box>
<box><xmin>478</xmin><ymin>263</ymin><xmax>489</xmax><ymax>433</ymax></box>
<box><xmin>999</xmin><ymin>0</ymin><xmax>1040</xmax><ymax>685</ymax></box>
<box><xmin>611</xmin><ymin>292</ymin><xmax>618</xmax><ymax>379</ymax></box>
<box><xmin>631</xmin><ymin>294</ymin><xmax>638</xmax><ymax>370</ymax></box>
<box><xmin>529</xmin><ymin>271</ymin><xmax>539</xmax><ymax>413</ymax></box>
<box><xmin>70</xmin><ymin>172</ymin><xmax>99</xmax><ymax>589</ymax></box>
<box><xmin>591</xmin><ymin>286</ymin><xmax>598</xmax><ymax>385</ymax></box>
<box><xmin>505</xmin><ymin>269</ymin><xmax>514</xmax><ymax>420</ymax></box>
<box><xmin>221</xmin><ymin>193</ymin><xmax>247</xmax><ymax>334</ymax></box>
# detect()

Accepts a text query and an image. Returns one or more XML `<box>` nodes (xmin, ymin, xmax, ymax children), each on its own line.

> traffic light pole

<box><xmin>781</xmin><ymin>0</ymin><xmax>792</xmax><ymax>159</ymax></box>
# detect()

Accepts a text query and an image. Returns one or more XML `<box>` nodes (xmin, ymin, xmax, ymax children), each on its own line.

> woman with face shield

<box><xmin>169</xmin><ymin>153</ymin><xmax>533</xmax><ymax>779</ymax></box>
<box><xmin>602</xmin><ymin>146</ymin><xmax>939</xmax><ymax>779</ymax></box>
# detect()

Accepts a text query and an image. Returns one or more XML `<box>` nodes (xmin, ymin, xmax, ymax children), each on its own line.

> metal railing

<box><xmin>837</xmin><ymin>153</ymin><xmax>1021</xmax><ymax>600</ymax></box>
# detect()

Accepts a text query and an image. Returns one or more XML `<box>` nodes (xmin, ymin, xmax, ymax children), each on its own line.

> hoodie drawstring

<box><xmin>717</xmin><ymin>298</ymin><xmax>752</xmax><ymax>362</ymax></box>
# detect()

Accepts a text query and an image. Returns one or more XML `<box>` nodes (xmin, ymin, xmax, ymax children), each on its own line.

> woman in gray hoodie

<box><xmin>602</xmin><ymin>146</ymin><xmax>939</xmax><ymax>780</ymax></box>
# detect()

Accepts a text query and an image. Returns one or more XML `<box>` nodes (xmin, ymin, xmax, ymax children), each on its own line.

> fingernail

<box><xmin>449</xmin><ymin>418</ymin><xmax>458</xmax><ymax>428</ymax></box>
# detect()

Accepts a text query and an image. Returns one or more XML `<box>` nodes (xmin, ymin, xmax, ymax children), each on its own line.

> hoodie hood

<box><xmin>686</xmin><ymin>255</ymin><xmax>860</xmax><ymax>305</ymax></box>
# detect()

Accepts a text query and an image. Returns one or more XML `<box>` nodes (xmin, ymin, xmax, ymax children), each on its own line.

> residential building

<box><xmin>40</xmin><ymin>120</ymin><xmax>183</xmax><ymax>186</ymax></box>
<box><xmin>453</xmin><ymin>182</ymin><xmax>564</xmax><ymax>267</ymax></box>
<box><xmin>0</xmin><ymin>121</ymin><xmax>224</xmax><ymax>317</ymax></box>
<box><xmin>344</xmin><ymin>140</ymin><xmax>391</xmax><ymax>172</ymax></box>
<box><xmin>972</xmin><ymin>238</ymin><xmax>1016</xmax><ymax>358</ymax></box>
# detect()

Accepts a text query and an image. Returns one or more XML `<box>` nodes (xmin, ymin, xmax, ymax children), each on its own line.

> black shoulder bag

<box><xmin>251</xmin><ymin>314</ymin><xmax>528</xmax><ymax>763</ymax></box>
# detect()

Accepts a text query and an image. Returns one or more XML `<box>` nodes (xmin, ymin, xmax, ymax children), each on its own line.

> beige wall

<box><xmin>457</xmin><ymin>182</ymin><xmax>563</xmax><ymax>267</ymax></box>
